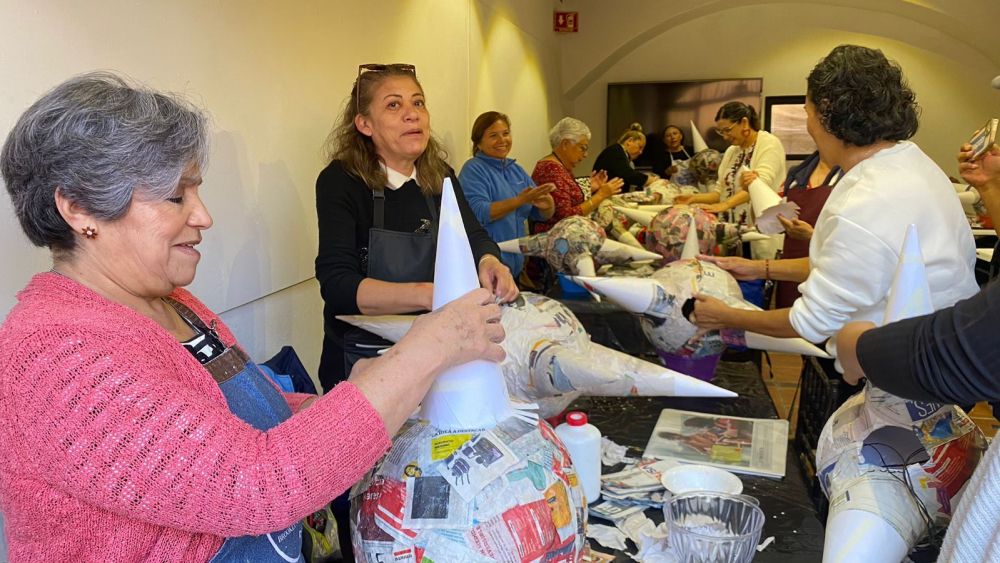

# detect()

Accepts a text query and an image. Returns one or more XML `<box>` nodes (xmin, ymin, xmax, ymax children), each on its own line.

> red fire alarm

<box><xmin>554</xmin><ymin>11</ymin><xmax>578</xmax><ymax>33</ymax></box>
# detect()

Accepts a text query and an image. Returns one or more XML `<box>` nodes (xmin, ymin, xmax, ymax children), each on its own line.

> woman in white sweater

<box><xmin>676</xmin><ymin>102</ymin><xmax>786</xmax><ymax>227</ymax></box>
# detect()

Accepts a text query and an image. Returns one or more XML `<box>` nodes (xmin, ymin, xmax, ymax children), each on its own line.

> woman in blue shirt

<box><xmin>459</xmin><ymin>111</ymin><xmax>555</xmax><ymax>277</ymax></box>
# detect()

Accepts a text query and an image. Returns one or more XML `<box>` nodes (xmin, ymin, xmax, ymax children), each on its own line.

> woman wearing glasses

<box><xmin>675</xmin><ymin>102</ymin><xmax>786</xmax><ymax>227</ymax></box>
<box><xmin>315</xmin><ymin>64</ymin><xmax>517</xmax><ymax>392</ymax></box>
<box><xmin>529</xmin><ymin>117</ymin><xmax>625</xmax><ymax>234</ymax></box>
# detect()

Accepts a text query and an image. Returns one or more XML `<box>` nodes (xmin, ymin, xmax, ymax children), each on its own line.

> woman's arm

<box><xmin>12</xmin><ymin>290</ymin><xmax>502</xmax><ymax>538</ymax></box>
<box><xmin>838</xmin><ymin>281</ymin><xmax>1000</xmax><ymax>404</ymax></box>
<box><xmin>751</xmin><ymin>132</ymin><xmax>787</xmax><ymax>190</ymax></box>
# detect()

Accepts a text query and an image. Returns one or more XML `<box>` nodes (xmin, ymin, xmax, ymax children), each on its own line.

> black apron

<box><xmin>342</xmin><ymin>186</ymin><xmax>439</xmax><ymax>373</ymax></box>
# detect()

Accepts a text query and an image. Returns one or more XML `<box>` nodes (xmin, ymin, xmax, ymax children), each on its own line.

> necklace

<box><xmin>550</xmin><ymin>152</ymin><xmax>571</xmax><ymax>171</ymax></box>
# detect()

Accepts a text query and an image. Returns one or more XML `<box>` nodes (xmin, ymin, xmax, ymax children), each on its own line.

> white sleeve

<box><xmin>789</xmin><ymin>214</ymin><xmax>897</xmax><ymax>342</ymax></box>
<box><xmin>752</xmin><ymin>134</ymin><xmax>787</xmax><ymax>190</ymax></box>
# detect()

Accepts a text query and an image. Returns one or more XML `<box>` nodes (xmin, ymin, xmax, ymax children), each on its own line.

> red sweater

<box><xmin>0</xmin><ymin>273</ymin><xmax>391</xmax><ymax>561</ymax></box>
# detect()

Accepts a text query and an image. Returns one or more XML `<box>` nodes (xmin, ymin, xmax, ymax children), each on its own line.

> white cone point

<box><xmin>744</xmin><ymin>331</ymin><xmax>831</xmax><ymax>358</ymax></box>
<box><xmin>616</xmin><ymin>229</ymin><xmax>644</xmax><ymax>249</ymax></box>
<box><xmin>680</xmin><ymin>213</ymin><xmax>700</xmax><ymax>260</ymax></box>
<box><xmin>498</xmin><ymin>238</ymin><xmax>522</xmax><ymax>253</ymax></box>
<box><xmin>336</xmin><ymin>314</ymin><xmax>414</xmax><ymax>343</ymax></box>
<box><xmin>599</xmin><ymin>238</ymin><xmax>662</xmax><ymax>262</ymax></box>
<box><xmin>822</xmin><ymin>509</ymin><xmax>908</xmax><ymax>563</ymax></box>
<box><xmin>883</xmin><ymin>224</ymin><xmax>933</xmax><ymax>324</ymax></box>
<box><xmin>571</xmin><ymin>275</ymin><xmax>663</xmax><ymax>315</ymax></box>
<box><xmin>748</xmin><ymin>177</ymin><xmax>782</xmax><ymax>214</ymax></box>
<box><xmin>690</xmin><ymin>120</ymin><xmax>709</xmax><ymax>153</ymax></box>
<box><xmin>614</xmin><ymin>206</ymin><xmax>656</xmax><ymax>227</ymax></box>
<box><xmin>420</xmin><ymin>178</ymin><xmax>512</xmax><ymax>430</ymax></box>
<box><xmin>561</xmin><ymin>342</ymin><xmax>737</xmax><ymax>398</ymax></box>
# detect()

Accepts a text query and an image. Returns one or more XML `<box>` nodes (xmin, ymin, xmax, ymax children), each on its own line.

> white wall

<box><xmin>554</xmin><ymin>0</ymin><xmax>1000</xmax><ymax>174</ymax></box>
<box><xmin>0</xmin><ymin>0</ymin><xmax>564</xmax><ymax>393</ymax></box>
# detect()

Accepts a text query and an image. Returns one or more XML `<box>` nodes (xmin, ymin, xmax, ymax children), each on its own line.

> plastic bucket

<box><xmin>657</xmin><ymin>351</ymin><xmax>721</xmax><ymax>382</ymax></box>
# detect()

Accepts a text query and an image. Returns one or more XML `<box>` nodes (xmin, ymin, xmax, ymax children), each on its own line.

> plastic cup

<box><xmin>664</xmin><ymin>491</ymin><xmax>764</xmax><ymax>563</ymax></box>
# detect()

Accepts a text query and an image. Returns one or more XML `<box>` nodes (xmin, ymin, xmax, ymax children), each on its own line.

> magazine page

<box><xmin>642</xmin><ymin>409</ymin><xmax>788</xmax><ymax>478</ymax></box>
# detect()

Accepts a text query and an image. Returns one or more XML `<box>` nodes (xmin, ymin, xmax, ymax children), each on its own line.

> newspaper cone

<box><xmin>690</xmin><ymin>120</ymin><xmax>709</xmax><ymax>153</ymax></box>
<box><xmin>341</xmin><ymin>292</ymin><xmax>736</xmax><ymax>418</ymax></box>
<box><xmin>574</xmin><ymin>268</ymin><xmax>832</xmax><ymax>359</ymax></box>
<box><xmin>350</xmin><ymin>187</ymin><xmax>587</xmax><ymax>562</ymax></box>
<box><xmin>817</xmin><ymin>224</ymin><xmax>986</xmax><ymax>562</ymax></box>
<box><xmin>420</xmin><ymin>179</ymin><xmax>512</xmax><ymax>430</ymax></box>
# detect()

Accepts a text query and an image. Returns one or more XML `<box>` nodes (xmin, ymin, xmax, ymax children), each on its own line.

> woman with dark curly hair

<box><xmin>688</xmin><ymin>43</ymin><xmax>979</xmax><ymax>563</ymax></box>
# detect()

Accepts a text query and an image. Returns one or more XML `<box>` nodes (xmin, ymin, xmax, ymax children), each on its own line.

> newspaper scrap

<box><xmin>350</xmin><ymin>417</ymin><xmax>587</xmax><ymax>562</ymax></box>
<box><xmin>437</xmin><ymin>430</ymin><xmax>520</xmax><ymax>501</ymax></box>
<box><xmin>590</xmin><ymin>500</ymin><xmax>646</xmax><ymax>523</ymax></box>
<box><xmin>587</xmin><ymin>523</ymin><xmax>629</xmax><ymax>551</ymax></box>
<box><xmin>602</xmin><ymin>436</ymin><xmax>640</xmax><ymax>466</ymax></box>
<box><xmin>602</xmin><ymin>459</ymin><xmax>680</xmax><ymax>492</ymax></box>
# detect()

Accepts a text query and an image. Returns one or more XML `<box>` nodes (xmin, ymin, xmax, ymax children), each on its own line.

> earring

<box><xmin>81</xmin><ymin>226</ymin><xmax>98</xmax><ymax>239</ymax></box>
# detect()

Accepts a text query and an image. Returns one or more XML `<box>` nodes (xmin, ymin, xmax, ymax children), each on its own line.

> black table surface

<box><xmin>568</xmin><ymin>361</ymin><xmax>825</xmax><ymax>562</ymax></box>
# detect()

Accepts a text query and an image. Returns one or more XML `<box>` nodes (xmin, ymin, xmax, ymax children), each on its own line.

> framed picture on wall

<box><xmin>764</xmin><ymin>95</ymin><xmax>815</xmax><ymax>160</ymax></box>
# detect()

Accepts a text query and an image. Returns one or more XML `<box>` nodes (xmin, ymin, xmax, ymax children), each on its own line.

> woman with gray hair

<box><xmin>0</xmin><ymin>72</ymin><xmax>505</xmax><ymax>561</ymax></box>
<box><xmin>530</xmin><ymin>116</ymin><xmax>624</xmax><ymax>234</ymax></box>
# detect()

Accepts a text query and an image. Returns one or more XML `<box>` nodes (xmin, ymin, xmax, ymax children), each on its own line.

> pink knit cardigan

<box><xmin>0</xmin><ymin>273</ymin><xmax>391</xmax><ymax>561</ymax></box>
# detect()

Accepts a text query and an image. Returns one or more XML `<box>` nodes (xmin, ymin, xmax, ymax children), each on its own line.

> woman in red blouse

<box><xmin>530</xmin><ymin>117</ymin><xmax>624</xmax><ymax>234</ymax></box>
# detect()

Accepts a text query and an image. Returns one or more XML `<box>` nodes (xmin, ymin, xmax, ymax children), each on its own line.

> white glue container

<box><xmin>555</xmin><ymin>411</ymin><xmax>602</xmax><ymax>503</ymax></box>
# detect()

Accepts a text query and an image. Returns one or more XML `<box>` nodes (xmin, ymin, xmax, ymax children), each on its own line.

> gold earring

<box><xmin>81</xmin><ymin>226</ymin><xmax>98</xmax><ymax>239</ymax></box>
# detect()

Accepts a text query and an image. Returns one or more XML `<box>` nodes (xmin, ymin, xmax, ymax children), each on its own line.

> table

<box><xmin>569</xmin><ymin>360</ymin><xmax>825</xmax><ymax>562</ymax></box>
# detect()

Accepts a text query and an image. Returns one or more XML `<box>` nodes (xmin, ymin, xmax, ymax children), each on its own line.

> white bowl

<box><xmin>660</xmin><ymin>464</ymin><xmax>743</xmax><ymax>495</ymax></box>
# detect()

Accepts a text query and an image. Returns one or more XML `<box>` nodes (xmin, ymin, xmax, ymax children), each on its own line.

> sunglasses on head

<box><xmin>356</xmin><ymin>63</ymin><xmax>417</xmax><ymax>115</ymax></box>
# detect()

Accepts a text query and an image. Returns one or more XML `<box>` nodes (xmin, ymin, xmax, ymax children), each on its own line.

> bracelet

<box><xmin>764</xmin><ymin>259</ymin><xmax>770</xmax><ymax>280</ymax></box>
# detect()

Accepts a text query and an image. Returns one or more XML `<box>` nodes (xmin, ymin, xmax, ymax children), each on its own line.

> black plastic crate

<box><xmin>793</xmin><ymin>355</ymin><xmax>863</xmax><ymax>521</ymax></box>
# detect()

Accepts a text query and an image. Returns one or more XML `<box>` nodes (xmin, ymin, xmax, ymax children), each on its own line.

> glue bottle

<box><xmin>555</xmin><ymin>411</ymin><xmax>602</xmax><ymax>503</ymax></box>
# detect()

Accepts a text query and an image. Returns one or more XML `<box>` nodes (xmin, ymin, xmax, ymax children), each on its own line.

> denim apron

<box><xmin>167</xmin><ymin>298</ymin><xmax>304</xmax><ymax>563</ymax></box>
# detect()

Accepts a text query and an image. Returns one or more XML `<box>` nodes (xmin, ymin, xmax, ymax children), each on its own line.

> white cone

<box><xmin>680</xmin><ymin>214</ymin><xmax>700</xmax><ymax>260</ymax></box>
<box><xmin>614</xmin><ymin>206</ymin><xmax>656</xmax><ymax>227</ymax></box>
<box><xmin>615</xmin><ymin>229</ymin><xmax>644</xmax><ymax>249</ymax></box>
<box><xmin>498</xmin><ymin>238</ymin><xmax>523</xmax><ymax>253</ymax></box>
<box><xmin>690</xmin><ymin>120</ymin><xmax>709</xmax><ymax>153</ymax></box>
<box><xmin>599</xmin><ymin>238</ymin><xmax>662</xmax><ymax>262</ymax></box>
<box><xmin>747</xmin><ymin>177</ymin><xmax>782</xmax><ymax>214</ymax></box>
<box><xmin>420</xmin><ymin>178</ymin><xmax>512</xmax><ymax>430</ymax></box>
<box><xmin>744</xmin><ymin>332</ymin><xmax>831</xmax><ymax>358</ymax></box>
<box><xmin>883</xmin><ymin>224</ymin><xmax>933</xmax><ymax>323</ymax></box>
<box><xmin>557</xmin><ymin>342</ymin><xmax>737</xmax><ymax>398</ymax></box>
<box><xmin>571</xmin><ymin>276</ymin><xmax>664</xmax><ymax>316</ymax></box>
<box><xmin>822</xmin><ymin>509</ymin><xmax>908</xmax><ymax>563</ymax></box>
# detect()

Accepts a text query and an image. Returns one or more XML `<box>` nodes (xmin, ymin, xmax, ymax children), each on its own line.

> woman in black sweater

<box><xmin>315</xmin><ymin>64</ymin><xmax>515</xmax><ymax>393</ymax></box>
<box><xmin>592</xmin><ymin>123</ymin><xmax>656</xmax><ymax>191</ymax></box>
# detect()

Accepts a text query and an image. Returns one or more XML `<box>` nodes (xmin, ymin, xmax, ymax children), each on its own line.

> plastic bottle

<box><xmin>554</xmin><ymin>411</ymin><xmax>602</xmax><ymax>504</ymax></box>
